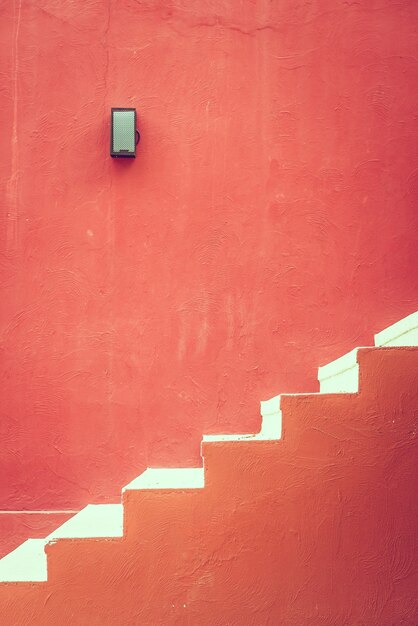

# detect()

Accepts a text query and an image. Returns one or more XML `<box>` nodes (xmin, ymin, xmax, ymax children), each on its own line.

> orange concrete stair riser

<box><xmin>123</xmin><ymin>487</ymin><xmax>206</xmax><ymax>542</ymax></box>
<box><xmin>0</xmin><ymin>317</ymin><xmax>417</xmax><ymax>624</ymax></box>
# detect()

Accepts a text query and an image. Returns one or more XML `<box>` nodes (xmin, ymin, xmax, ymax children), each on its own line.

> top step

<box><xmin>374</xmin><ymin>310</ymin><xmax>418</xmax><ymax>347</ymax></box>
<box><xmin>318</xmin><ymin>310</ymin><xmax>418</xmax><ymax>393</ymax></box>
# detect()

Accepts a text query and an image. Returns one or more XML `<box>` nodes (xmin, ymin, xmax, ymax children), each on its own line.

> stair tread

<box><xmin>318</xmin><ymin>348</ymin><xmax>359</xmax><ymax>381</ymax></box>
<box><xmin>203</xmin><ymin>433</ymin><xmax>258</xmax><ymax>442</ymax></box>
<box><xmin>203</xmin><ymin>427</ymin><xmax>281</xmax><ymax>443</ymax></box>
<box><xmin>317</xmin><ymin>311</ymin><xmax>418</xmax><ymax>392</ymax></box>
<box><xmin>47</xmin><ymin>504</ymin><xmax>123</xmax><ymax>540</ymax></box>
<box><xmin>123</xmin><ymin>468</ymin><xmax>204</xmax><ymax>491</ymax></box>
<box><xmin>375</xmin><ymin>310</ymin><xmax>418</xmax><ymax>346</ymax></box>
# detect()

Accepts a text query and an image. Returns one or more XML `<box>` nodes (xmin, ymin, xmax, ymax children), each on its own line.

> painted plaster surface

<box><xmin>1</xmin><ymin>0</ymin><xmax>418</xmax><ymax>550</ymax></box>
<box><xmin>0</xmin><ymin>513</ymin><xmax>73</xmax><ymax>559</ymax></box>
<box><xmin>0</xmin><ymin>347</ymin><xmax>416</xmax><ymax>623</ymax></box>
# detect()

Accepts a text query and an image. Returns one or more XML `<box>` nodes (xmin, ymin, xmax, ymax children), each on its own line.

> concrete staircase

<box><xmin>0</xmin><ymin>312</ymin><xmax>417</xmax><ymax>625</ymax></box>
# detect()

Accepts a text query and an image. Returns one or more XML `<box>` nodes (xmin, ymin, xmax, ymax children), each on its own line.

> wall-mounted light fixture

<box><xmin>110</xmin><ymin>108</ymin><xmax>140</xmax><ymax>158</ymax></box>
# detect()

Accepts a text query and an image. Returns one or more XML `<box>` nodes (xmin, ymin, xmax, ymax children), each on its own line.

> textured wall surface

<box><xmin>0</xmin><ymin>347</ymin><xmax>417</xmax><ymax>624</ymax></box>
<box><xmin>1</xmin><ymin>0</ymin><xmax>417</xmax><ymax>516</ymax></box>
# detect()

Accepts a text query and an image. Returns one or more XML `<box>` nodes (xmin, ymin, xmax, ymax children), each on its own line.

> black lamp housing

<box><xmin>110</xmin><ymin>108</ymin><xmax>140</xmax><ymax>158</ymax></box>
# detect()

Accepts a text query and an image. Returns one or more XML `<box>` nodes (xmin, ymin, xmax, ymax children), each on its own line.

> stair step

<box><xmin>318</xmin><ymin>347</ymin><xmax>360</xmax><ymax>393</ymax></box>
<box><xmin>0</xmin><ymin>539</ymin><xmax>47</xmax><ymax>582</ymax></box>
<box><xmin>317</xmin><ymin>311</ymin><xmax>418</xmax><ymax>393</ymax></box>
<box><xmin>375</xmin><ymin>310</ymin><xmax>418</xmax><ymax>346</ymax></box>
<box><xmin>0</xmin><ymin>312</ymin><xmax>417</xmax><ymax>621</ymax></box>
<box><xmin>123</xmin><ymin>468</ymin><xmax>204</xmax><ymax>491</ymax></box>
<box><xmin>0</xmin><ymin>504</ymin><xmax>123</xmax><ymax>583</ymax></box>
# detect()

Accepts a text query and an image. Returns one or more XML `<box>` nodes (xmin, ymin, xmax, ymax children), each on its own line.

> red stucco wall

<box><xmin>0</xmin><ymin>347</ymin><xmax>417</xmax><ymax>624</ymax></box>
<box><xmin>1</xmin><ymin>0</ymin><xmax>417</xmax><ymax>513</ymax></box>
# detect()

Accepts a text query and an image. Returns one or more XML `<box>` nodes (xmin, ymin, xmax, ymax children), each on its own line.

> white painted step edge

<box><xmin>260</xmin><ymin>394</ymin><xmax>282</xmax><ymax>439</ymax></box>
<box><xmin>123</xmin><ymin>467</ymin><xmax>205</xmax><ymax>492</ymax></box>
<box><xmin>203</xmin><ymin>390</ymin><xmax>364</xmax><ymax>444</ymax></box>
<box><xmin>0</xmin><ymin>504</ymin><xmax>123</xmax><ymax>583</ymax></box>
<box><xmin>0</xmin><ymin>539</ymin><xmax>47</xmax><ymax>582</ymax></box>
<box><xmin>47</xmin><ymin>504</ymin><xmax>123</xmax><ymax>541</ymax></box>
<box><xmin>317</xmin><ymin>310</ymin><xmax>418</xmax><ymax>393</ymax></box>
<box><xmin>202</xmin><ymin>312</ymin><xmax>418</xmax><ymax>443</ymax></box>
<box><xmin>374</xmin><ymin>310</ymin><xmax>418</xmax><ymax>347</ymax></box>
<box><xmin>202</xmin><ymin>395</ymin><xmax>282</xmax><ymax>443</ymax></box>
<box><xmin>318</xmin><ymin>348</ymin><xmax>361</xmax><ymax>393</ymax></box>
